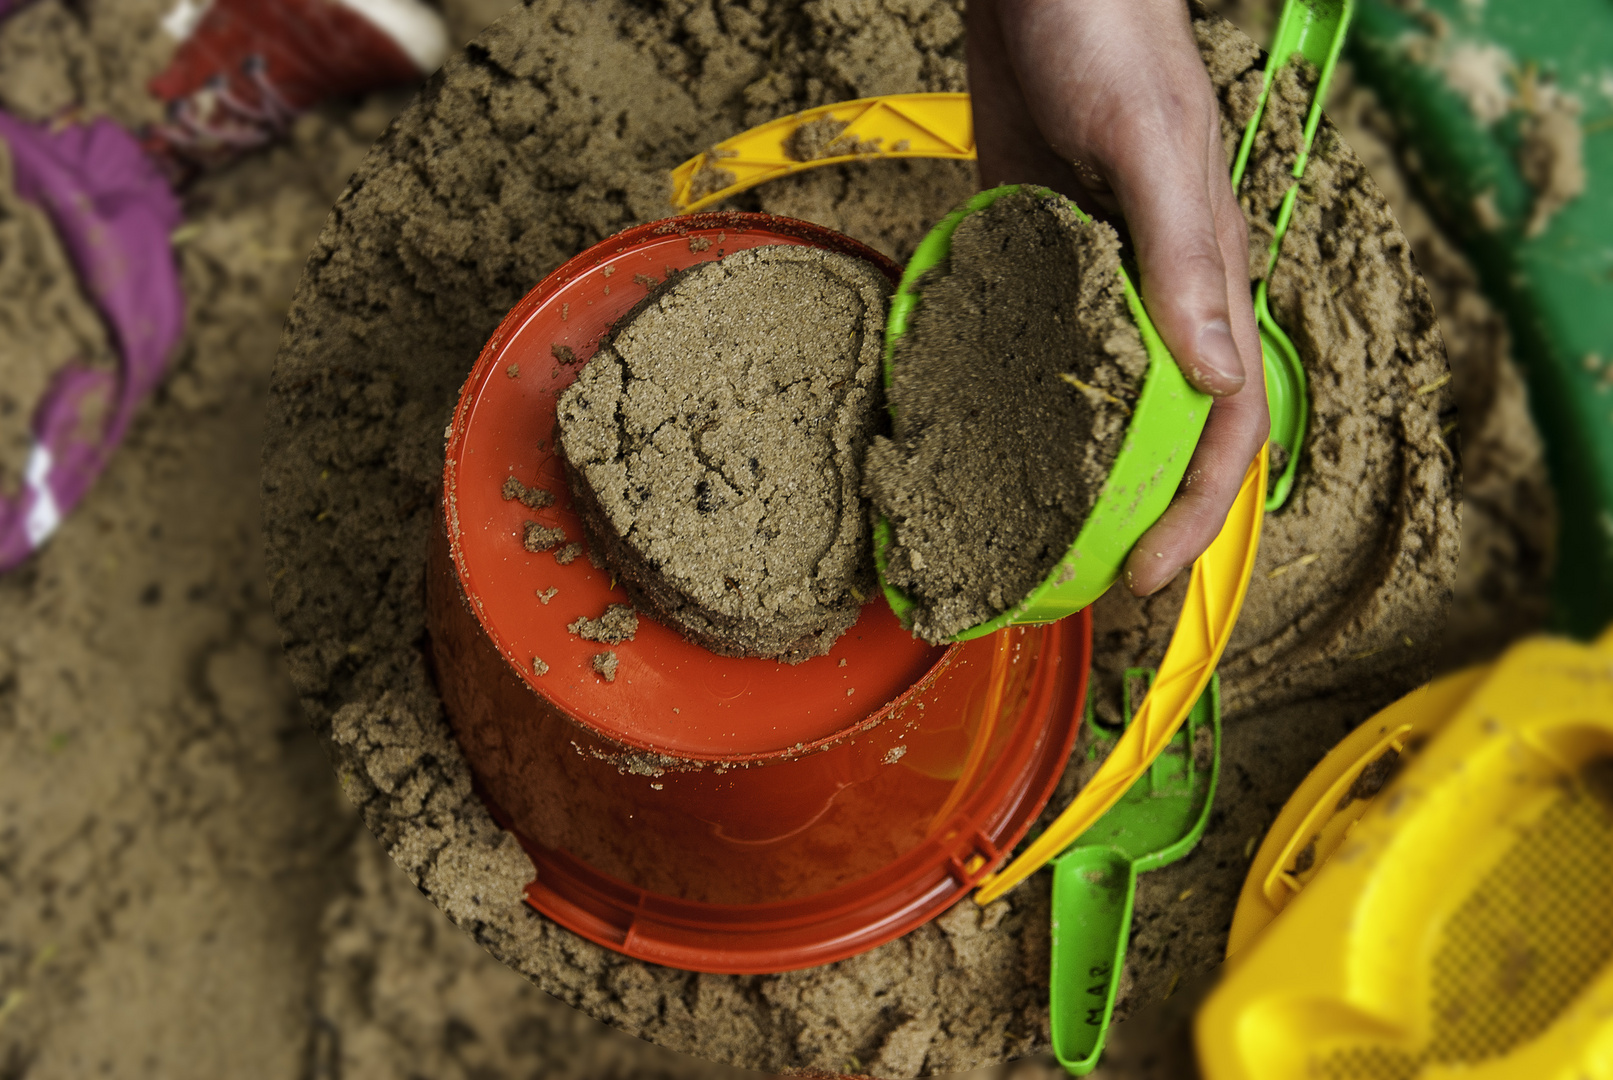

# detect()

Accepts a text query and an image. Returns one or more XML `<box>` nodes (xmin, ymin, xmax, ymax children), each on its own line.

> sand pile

<box><xmin>0</xmin><ymin>0</ymin><xmax>1552</xmax><ymax>1077</ymax></box>
<box><xmin>265</xmin><ymin>0</ymin><xmax>1078</xmax><ymax>1067</ymax></box>
<box><xmin>264</xmin><ymin>0</ymin><xmax>1466</xmax><ymax>1069</ymax></box>
<box><xmin>1322</xmin><ymin>75</ymin><xmax>1555</xmax><ymax>668</ymax></box>
<box><xmin>866</xmin><ymin>188</ymin><xmax>1147</xmax><ymax>643</ymax></box>
<box><xmin>557</xmin><ymin>244</ymin><xmax>890</xmax><ymax>661</ymax></box>
<box><xmin>0</xmin><ymin>2</ymin><xmax>739</xmax><ymax>1078</ymax></box>
<box><xmin>0</xmin><ymin>3</ymin><xmax>408</xmax><ymax>1076</ymax></box>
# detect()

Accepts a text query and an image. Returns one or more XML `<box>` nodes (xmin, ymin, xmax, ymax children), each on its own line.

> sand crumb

<box><xmin>502</xmin><ymin>475</ymin><xmax>554</xmax><ymax>509</ymax></box>
<box><xmin>783</xmin><ymin>115</ymin><xmax>882</xmax><ymax>161</ymax></box>
<box><xmin>1400</xmin><ymin>25</ymin><xmax>1586</xmax><ymax>236</ymax></box>
<box><xmin>1515</xmin><ymin>75</ymin><xmax>1586</xmax><ymax>236</ymax></box>
<box><xmin>686</xmin><ymin>148</ymin><xmax>736</xmax><ymax>202</ymax></box>
<box><xmin>1434</xmin><ymin>39</ymin><xmax>1515</xmax><ymax>124</ymax></box>
<box><xmin>568</xmin><ymin>603</ymin><xmax>638</xmax><ymax>645</ymax></box>
<box><xmin>522</xmin><ymin>522</ymin><xmax>565</xmax><ymax>552</ymax></box>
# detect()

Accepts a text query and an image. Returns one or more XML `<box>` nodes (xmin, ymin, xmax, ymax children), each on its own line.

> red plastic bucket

<box><xmin>427</xmin><ymin>212</ymin><xmax>1089</xmax><ymax>974</ymax></box>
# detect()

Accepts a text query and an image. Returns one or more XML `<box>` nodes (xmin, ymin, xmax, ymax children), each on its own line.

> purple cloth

<box><xmin>0</xmin><ymin>0</ymin><xmax>36</xmax><ymax>20</ymax></box>
<box><xmin>0</xmin><ymin>113</ymin><xmax>185</xmax><ymax>571</ymax></box>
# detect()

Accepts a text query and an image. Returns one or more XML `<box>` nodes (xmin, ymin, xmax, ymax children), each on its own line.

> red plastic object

<box><xmin>427</xmin><ymin>211</ymin><xmax>1089</xmax><ymax>974</ymax></box>
<box><xmin>146</xmin><ymin>0</ymin><xmax>425</xmax><ymax>176</ymax></box>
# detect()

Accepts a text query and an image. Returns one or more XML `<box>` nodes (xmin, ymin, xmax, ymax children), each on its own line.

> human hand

<box><xmin>966</xmin><ymin>0</ymin><xmax>1269</xmax><ymax>596</ymax></box>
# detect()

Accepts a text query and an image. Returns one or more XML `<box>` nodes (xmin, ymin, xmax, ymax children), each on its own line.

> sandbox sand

<box><xmin>265</xmin><ymin>1</ymin><xmax>1468</xmax><ymax>1072</ymax></box>
<box><xmin>0</xmin><ymin>2</ymin><xmax>741</xmax><ymax>1078</ymax></box>
<box><xmin>1088</xmin><ymin>17</ymin><xmax>1461</xmax><ymax>725</ymax></box>
<box><xmin>265</xmin><ymin>0</ymin><xmax>1075</xmax><ymax>1065</ymax></box>
<box><xmin>0</xmin><ymin>0</ymin><xmax>1555</xmax><ymax>1078</ymax></box>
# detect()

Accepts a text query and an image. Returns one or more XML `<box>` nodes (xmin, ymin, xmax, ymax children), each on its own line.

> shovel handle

<box><xmin>1232</xmin><ymin>0</ymin><xmax>1356</xmax><ymax>511</ymax></box>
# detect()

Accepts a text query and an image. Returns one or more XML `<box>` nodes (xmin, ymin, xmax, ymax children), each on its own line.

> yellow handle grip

<box><xmin>670</xmin><ymin>93</ymin><xmax>975</xmax><ymax>213</ymax></box>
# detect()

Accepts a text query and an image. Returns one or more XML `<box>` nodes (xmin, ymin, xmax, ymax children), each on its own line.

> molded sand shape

<box><xmin>557</xmin><ymin>244</ymin><xmax>890</xmax><ymax>662</ymax></box>
<box><xmin>424</xmin><ymin>211</ymin><xmax>1090</xmax><ymax>971</ymax></box>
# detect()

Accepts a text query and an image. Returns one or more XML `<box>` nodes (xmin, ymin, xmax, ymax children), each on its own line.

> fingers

<box><xmin>1121</xmin><ymin>81</ymin><xmax>1269</xmax><ymax>596</ymax></box>
<box><xmin>993</xmin><ymin>0</ymin><xmax>1259</xmax><ymax>399</ymax></box>
<box><xmin>1123</xmin><ymin>137</ymin><xmax>1268</xmax><ymax>597</ymax></box>
<box><xmin>1098</xmin><ymin>29</ymin><xmax>1255</xmax><ymax>398</ymax></box>
<box><xmin>1116</xmin><ymin>102</ymin><xmax>1252</xmax><ymax>397</ymax></box>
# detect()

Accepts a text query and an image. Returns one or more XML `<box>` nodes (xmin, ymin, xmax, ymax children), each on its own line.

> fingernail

<box><xmin>1128</xmin><ymin>553</ymin><xmax>1179</xmax><ymax>597</ymax></box>
<box><xmin>1142</xmin><ymin>565</ymin><xmax>1180</xmax><ymax>596</ymax></box>
<box><xmin>1195</xmin><ymin>320</ymin><xmax>1244</xmax><ymax>386</ymax></box>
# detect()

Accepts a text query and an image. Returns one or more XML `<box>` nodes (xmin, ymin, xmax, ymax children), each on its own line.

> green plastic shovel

<box><xmin>1048</xmin><ymin>671</ymin><xmax>1222</xmax><ymax>1076</ymax></box>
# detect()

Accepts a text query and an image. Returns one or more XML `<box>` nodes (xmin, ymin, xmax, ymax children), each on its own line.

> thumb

<box><xmin>1109</xmin><ymin>109</ymin><xmax>1253</xmax><ymax>397</ymax></box>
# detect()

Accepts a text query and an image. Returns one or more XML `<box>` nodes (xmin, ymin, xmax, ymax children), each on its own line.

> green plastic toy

<box><xmin>1348</xmin><ymin>0</ymin><xmax>1613</xmax><ymax>639</ymax></box>
<box><xmin>1048</xmin><ymin>671</ymin><xmax>1222</xmax><ymax>1076</ymax></box>
<box><xmin>874</xmin><ymin>185</ymin><xmax>1211</xmax><ymax>642</ymax></box>
<box><xmin>874</xmin><ymin>0</ymin><xmax>1353</xmax><ymax>641</ymax></box>
<box><xmin>1232</xmin><ymin>0</ymin><xmax>1356</xmax><ymax>511</ymax></box>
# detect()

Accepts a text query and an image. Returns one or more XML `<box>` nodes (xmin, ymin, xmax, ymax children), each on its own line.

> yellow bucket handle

<box><xmin>670</xmin><ymin>94</ymin><xmax>977</xmax><ymax>213</ymax></box>
<box><xmin>670</xmin><ymin>93</ymin><xmax>1267</xmax><ymax>904</ymax></box>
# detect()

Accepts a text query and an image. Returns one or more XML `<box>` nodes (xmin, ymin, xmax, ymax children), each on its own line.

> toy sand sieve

<box><xmin>1199</xmin><ymin>626</ymin><xmax>1613</xmax><ymax>1078</ymax></box>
